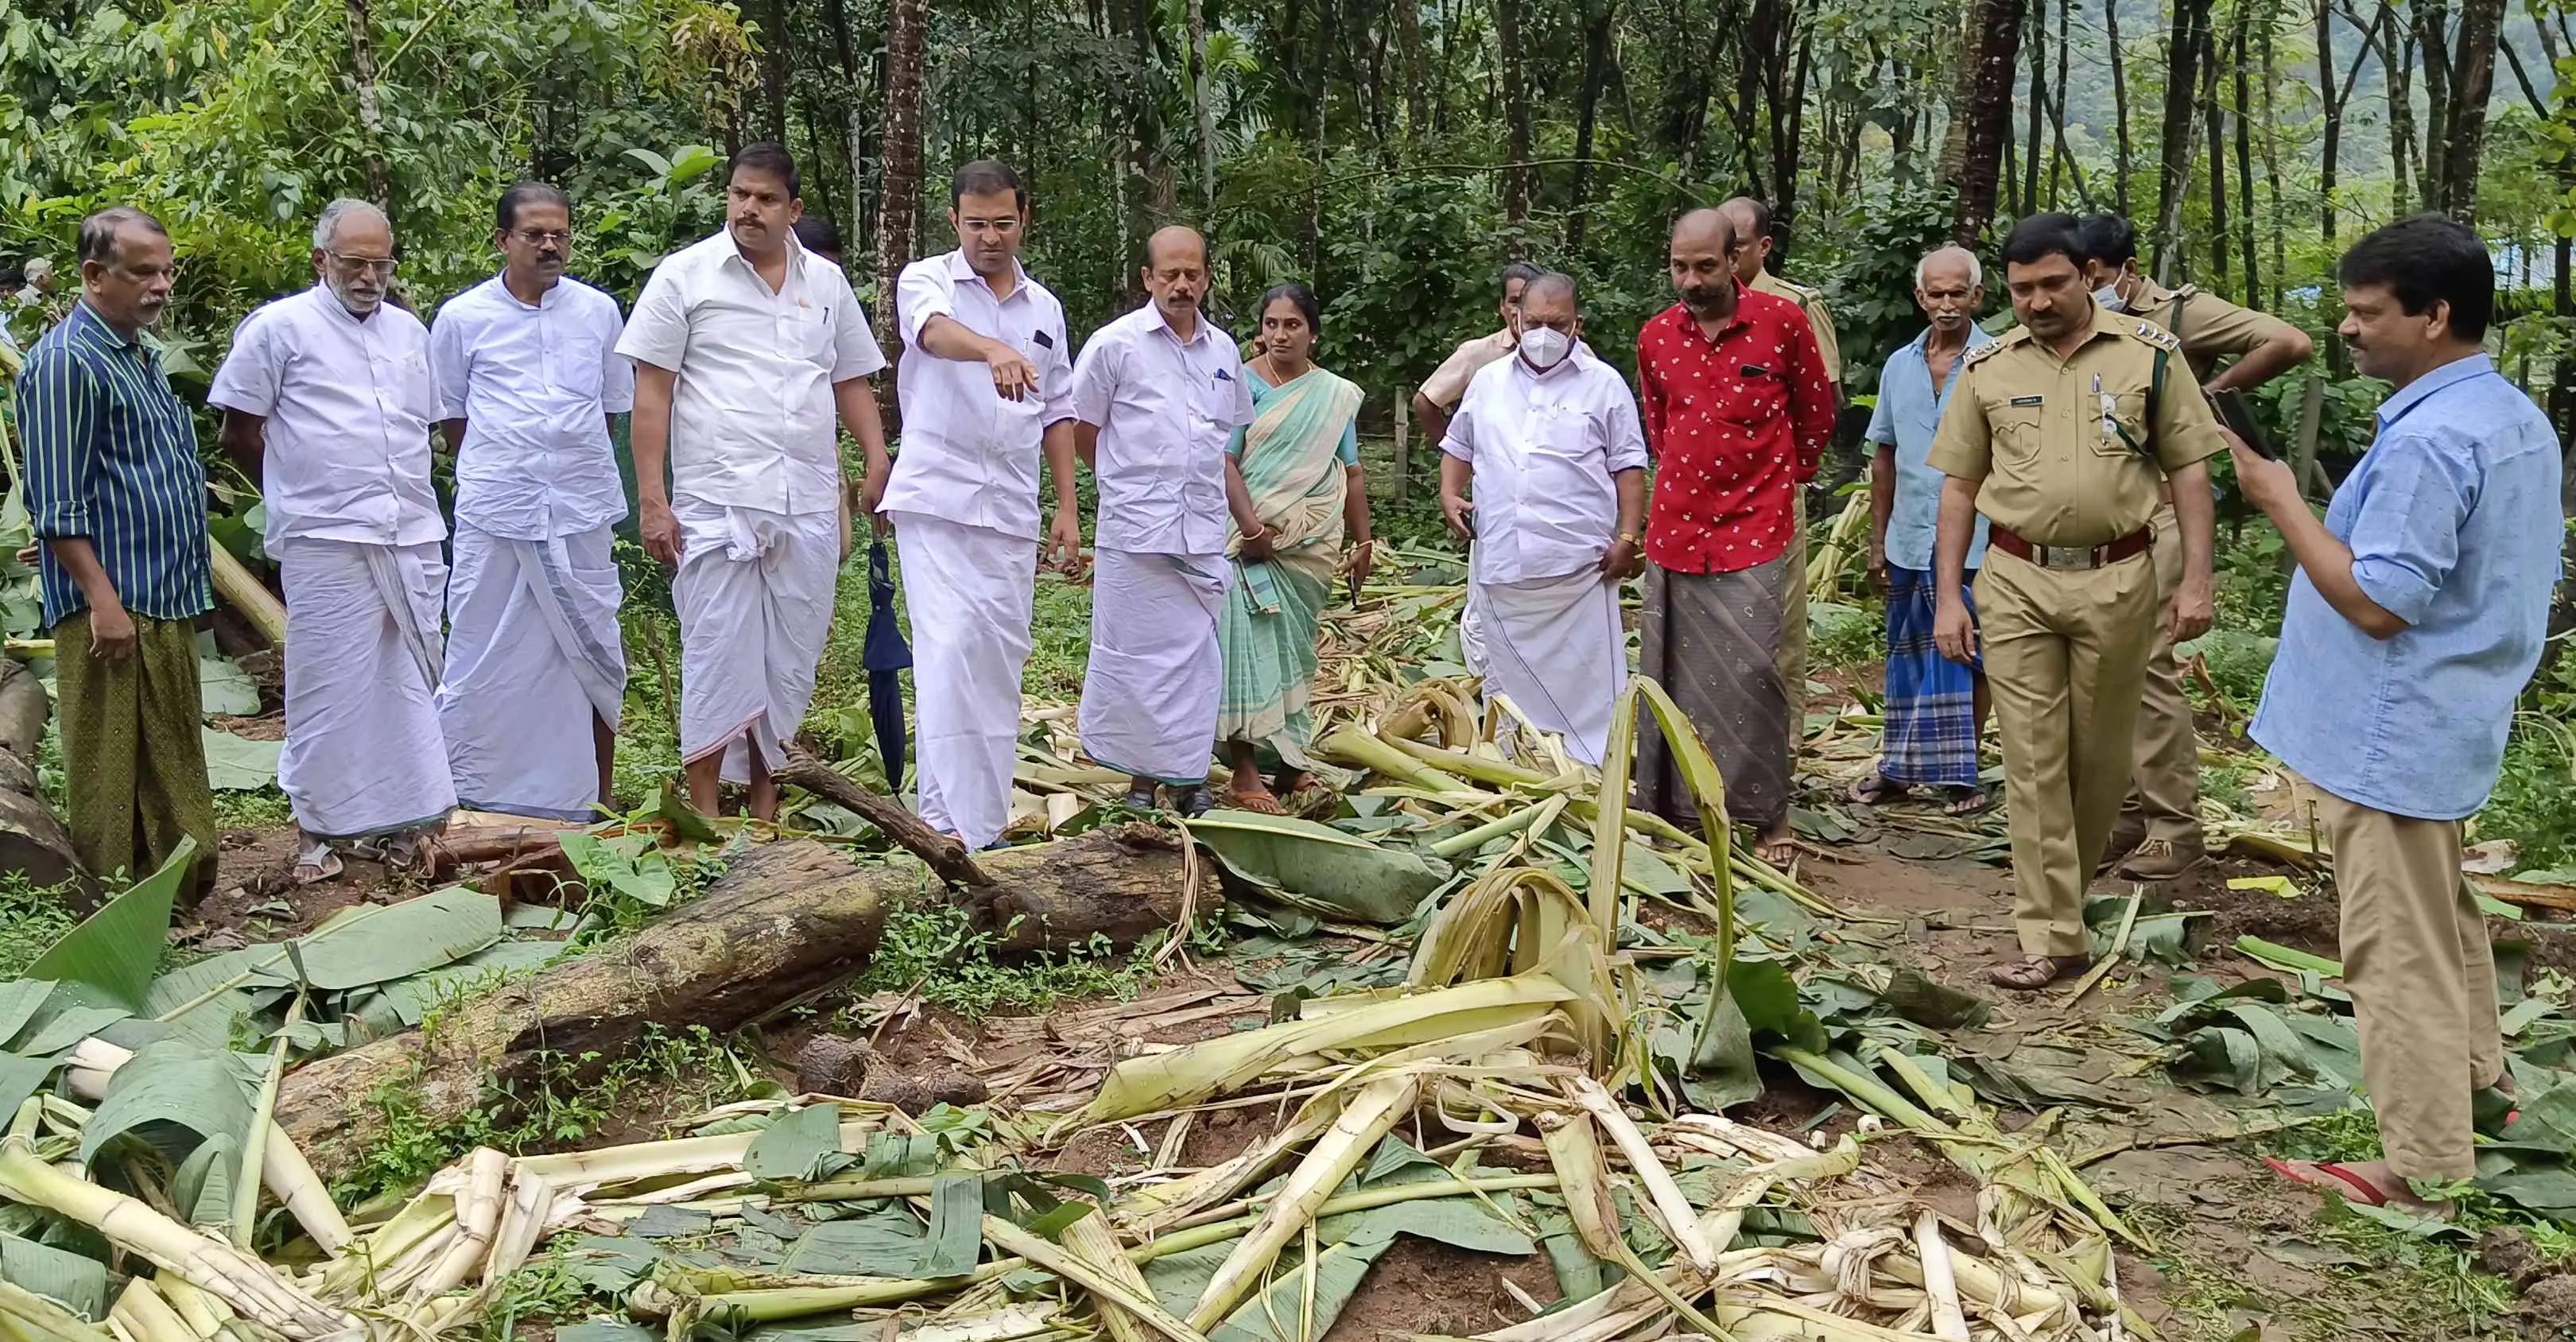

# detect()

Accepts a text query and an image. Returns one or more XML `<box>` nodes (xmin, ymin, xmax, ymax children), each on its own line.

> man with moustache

<box><xmin>429</xmin><ymin>183</ymin><xmax>634</xmax><ymax>822</ymax></box>
<box><xmin>212</xmin><ymin>199</ymin><xmax>453</xmax><ymax>881</ymax></box>
<box><xmin>871</xmin><ymin>160</ymin><xmax>1080</xmax><ymax>847</ymax></box>
<box><xmin>1849</xmin><ymin>246</ymin><xmax>1996</xmax><ymax>815</ymax></box>
<box><xmin>19</xmin><ymin>208</ymin><xmax>219</xmax><ymax>898</ymax></box>
<box><xmin>2243</xmin><ymin>217</ymin><xmax>2559</xmax><ymax>1212</ymax></box>
<box><xmin>1412</xmin><ymin>262</ymin><xmax>1543</xmax><ymax>447</ymax></box>
<box><xmin>1633</xmin><ymin>208</ymin><xmax>1835</xmax><ymax>865</ymax></box>
<box><xmin>617</xmin><ymin>142</ymin><xmax>892</xmax><ymax>821</ymax></box>
<box><xmin>1437</xmin><ymin>271</ymin><xmax>1647</xmax><ymax>766</ymax></box>
<box><xmin>1718</xmin><ymin>196</ymin><xmax>1844</xmax><ymax>743</ymax></box>
<box><xmin>1069</xmin><ymin>225</ymin><xmax>1258</xmax><ymax>816</ymax></box>
<box><xmin>1926</xmin><ymin>213</ymin><xmax>2221</xmax><ymax>991</ymax></box>
<box><xmin>2076</xmin><ymin>212</ymin><xmax>2316</xmax><ymax>882</ymax></box>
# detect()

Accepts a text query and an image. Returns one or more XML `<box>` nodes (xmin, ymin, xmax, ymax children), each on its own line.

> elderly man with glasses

<box><xmin>211</xmin><ymin>198</ymin><xmax>453</xmax><ymax>882</ymax></box>
<box><xmin>429</xmin><ymin>183</ymin><xmax>634</xmax><ymax>824</ymax></box>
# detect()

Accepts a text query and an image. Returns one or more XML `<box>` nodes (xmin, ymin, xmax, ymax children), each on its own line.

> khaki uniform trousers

<box><xmin>1779</xmin><ymin>506</ymin><xmax>1809</xmax><ymax>741</ymax></box>
<box><xmin>2121</xmin><ymin>500</ymin><xmax>2202</xmax><ymax>845</ymax></box>
<box><xmin>2312</xmin><ymin>784</ymin><xmax>2503</xmax><ymax>1182</ymax></box>
<box><xmin>1977</xmin><ymin>547</ymin><xmax>2159</xmax><ymax>956</ymax></box>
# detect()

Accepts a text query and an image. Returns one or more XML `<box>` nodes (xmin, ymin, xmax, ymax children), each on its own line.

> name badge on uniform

<box><xmin>1033</xmin><ymin>330</ymin><xmax>1054</xmax><ymax>349</ymax></box>
<box><xmin>2008</xmin><ymin>395</ymin><xmax>2044</xmax><ymax>406</ymax></box>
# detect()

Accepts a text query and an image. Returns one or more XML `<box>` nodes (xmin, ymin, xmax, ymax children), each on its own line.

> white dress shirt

<box><xmin>1441</xmin><ymin>343</ymin><xmax>1649</xmax><ymax>585</ymax></box>
<box><xmin>208</xmin><ymin>286</ymin><xmax>446</xmax><ymax>553</ymax></box>
<box><xmin>614</xmin><ymin>228</ymin><xmax>885</xmax><ymax>518</ymax></box>
<box><xmin>1070</xmin><ymin>304</ymin><xmax>1255</xmax><ymax>555</ymax></box>
<box><xmin>430</xmin><ymin>274</ymin><xmax>635</xmax><ymax>541</ymax></box>
<box><xmin>883</xmin><ymin>250</ymin><xmax>1074</xmax><ymax>540</ymax></box>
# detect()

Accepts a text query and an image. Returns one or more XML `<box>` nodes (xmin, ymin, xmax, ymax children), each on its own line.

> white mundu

<box><xmin>886</xmin><ymin>250</ymin><xmax>1073</xmax><ymax>845</ymax></box>
<box><xmin>208</xmin><ymin>286</ymin><xmax>456</xmax><ymax>839</ymax></box>
<box><xmin>615</xmin><ymin>228</ymin><xmax>885</xmax><ymax>782</ymax></box>
<box><xmin>1070</xmin><ymin>303</ymin><xmax>1253</xmax><ymax>785</ymax></box>
<box><xmin>1440</xmin><ymin>342</ymin><xmax>1646</xmax><ymax>766</ymax></box>
<box><xmin>430</xmin><ymin>273</ymin><xmax>635</xmax><ymax>820</ymax></box>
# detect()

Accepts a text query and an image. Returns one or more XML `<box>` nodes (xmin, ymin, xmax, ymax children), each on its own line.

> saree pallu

<box><xmin>1218</xmin><ymin>369</ymin><xmax>1364</xmax><ymax>771</ymax></box>
<box><xmin>1876</xmin><ymin>564</ymin><xmax>1981</xmax><ymax>788</ymax></box>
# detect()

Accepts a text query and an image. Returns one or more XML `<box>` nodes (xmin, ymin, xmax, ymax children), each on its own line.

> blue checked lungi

<box><xmin>1878</xmin><ymin>564</ymin><xmax>1982</xmax><ymax>788</ymax></box>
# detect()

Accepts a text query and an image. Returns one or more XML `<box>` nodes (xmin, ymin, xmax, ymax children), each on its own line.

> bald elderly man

<box><xmin>1071</xmin><ymin>227</ymin><xmax>1259</xmax><ymax>816</ymax></box>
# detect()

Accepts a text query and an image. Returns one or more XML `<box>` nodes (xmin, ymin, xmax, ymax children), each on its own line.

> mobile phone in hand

<box><xmin>2209</xmin><ymin>387</ymin><xmax>2277</xmax><ymax>460</ymax></box>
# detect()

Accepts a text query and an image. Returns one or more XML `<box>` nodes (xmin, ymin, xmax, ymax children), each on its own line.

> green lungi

<box><xmin>53</xmin><ymin>612</ymin><xmax>219</xmax><ymax>902</ymax></box>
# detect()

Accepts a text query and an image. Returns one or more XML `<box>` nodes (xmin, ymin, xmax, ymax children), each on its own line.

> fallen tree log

<box><xmin>776</xmin><ymin>751</ymin><xmax>990</xmax><ymax>887</ymax></box>
<box><xmin>274</xmin><ymin>839</ymin><xmax>888</xmax><ymax>1181</ymax></box>
<box><xmin>0</xmin><ymin>658</ymin><xmax>83</xmax><ymax>895</ymax></box>
<box><xmin>968</xmin><ymin>823</ymin><xmax>1215</xmax><ymax>956</ymax></box>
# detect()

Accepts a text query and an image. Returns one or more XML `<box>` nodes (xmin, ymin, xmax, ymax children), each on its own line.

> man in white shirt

<box><xmin>430</xmin><ymin>183</ymin><xmax>635</xmax><ymax>822</ymax></box>
<box><xmin>211</xmin><ymin>199</ymin><xmax>453</xmax><ymax>881</ymax></box>
<box><xmin>1437</xmin><ymin>272</ymin><xmax>1647</xmax><ymax>767</ymax></box>
<box><xmin>1071</xmin><ymin>226</ymin><xmax>1259</xmax><ymax>816</ymax></box>
<box><xmin>870</xmin><ymin>161</ymin><xmax>1079</xmax><ymax>847</ymax></box>
<box><xmin>617</xmin><ymin>143</ymin><xmax>890</xmax><ymax>821</ymax></box>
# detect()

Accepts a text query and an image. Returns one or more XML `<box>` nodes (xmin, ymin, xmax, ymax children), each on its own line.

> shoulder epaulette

<box><xmin>2169</xmin><ymin>283</ymin><xmax>2200</xmax><ymax>300</ymax></box>
<box><xmin>1960</xmin><ymin>337</ymin><xmax>2012</xmax><ymax>368</ymax></box>
<box><xmin>2128</xmin><ymin>320</ymin><xmax>2183</xmax><ymax>353</ymax></box>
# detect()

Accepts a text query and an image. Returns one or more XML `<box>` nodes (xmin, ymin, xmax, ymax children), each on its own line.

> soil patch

<box><xmin>1317</xmin><ymin>1237</ymin><xmax>1562</xmax><ymax>1342</ymax></box>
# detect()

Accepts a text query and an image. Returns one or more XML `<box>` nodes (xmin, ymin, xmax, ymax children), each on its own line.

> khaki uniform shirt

<box><xmin>1418</xmin><ymin>329</ymin><xmax>1516</xmax><ymax>411</ymax></box>
<box><xmin>1752</xmin><ymin>270</ymin><xmax>1842</xmax><ymax>390</ymax></box>
<box><xmin>2125</xmin><ymin>278</ymin><xmax>2301</xmax><ymax>382</ymax></box>
<box><xmin>1926</xmin><ymin>302</ymin><xmax>2225</xmax><ymax>547</ymax></box>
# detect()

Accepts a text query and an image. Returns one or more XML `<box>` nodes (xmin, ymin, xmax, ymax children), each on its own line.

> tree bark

<box><xmin>2023</xmin><ymin>0</ymin><xmax>2046</xmax><ymax>214</ymax></box>
<box><xmin>2203</xmin><ymin>21</ymin><xmax>2229</xmax><ymax>293</ymax></box>
<box><xmin>2417</xmin><ymin>0</ymin><xmax>2454</xmax><ymax>213</ymax></box>
<box><xmin>1947</xmin><ymin>0</ymin><xmax>2031</xmax><ymax>244</ymax></box>
<box><xmin>1305</xmin><ymin>0</ymin><xmax>1334</xmax><ymax>276</ymax></box>
<box><xmin>972</xmin><ymin>824</ymin><xmax>1219</xmax><ymax>955</ymax></box>
<box><xmin>875</xmin><ymin>0</ymin><xmax>925</xmax><ymax>365</ymax></box>
<box><xmin>342</xmin><ymin>0</ymin><xmax>393</xmax><ymax>211</ymax></box>
<box><xmin>2388</xmin><ymin>21</ymin><xmax>2419</xmax><ymax>208</ymax></box>
<box><xmin>2234</xmin><ymin>9</ymin><xmax>2261</xmax><ymax>308</ymax></box>
<box><xmin>1395</xmin><ymin>0</ymin><xmax>1429</xmax><ymax>139</ymax></box>
<box><xmin>757</xmin><ymin>0</ymin><xmax>789</xmax><ymax>144</ymax></box>
<box><xmin>2438</xmin><ymin>0</ymin><xmax>2508</xmax><ymax>220</ymax></box>
<box><xmin>2150</xmin><ymin>0</ymin><xmax>2210</xmax><ymax>279</ymax></box>
<box><xmin>1499</xmin><ymin>0</ymin><xmax>1532</xmax><ymax>225</ymax></box>
<box><xmin>775</xmin><ymin>754</ymin><xmax>991</xmax><ymax>889</ymax></box>
<box><xmin>1187</xmin><ymin>0</ymin><xmax>1220</xmax><ymax>216</ymax></box>
<box><xmin>1565</xmin><ymin>0</ymin><xmax>1617</xmax><ymax>254</ymax></box>
<box><xmin>2106</xmin><ymin>0</ymin><xmax>2130</xmax><ymax>213</ymax></box>
<box><xmin>0</xmin><ymin>661</ymin><xmax>79</xmax><ymax>897</ymax></box>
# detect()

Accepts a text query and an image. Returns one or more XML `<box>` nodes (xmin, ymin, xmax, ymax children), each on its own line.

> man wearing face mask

<box><xmin>212</xmin><ymin>200</ymin><xmax>454</xmax><ymax>882</ymax></box>
<box><xmin>1070</xmin><ymin>226</ymin><xmax>1259</xmax><ymax>816</ymax></box>
<box><xmin>1437</xmin><ymin>273</ymin><xmax>1647</xmax><ymax>766</ymax></box>
<box><xmin>429</xmin><ymin>183</ymin><xmax>635</xmax><ymax>825</ymax></box>
<box><xmin>2077</xmin><ymin>213</ymin><xmax>2314</xmax><ymax>882</ymax></box>
<box><xmin>1634</xmin><ymin>208</ymin><xmax>1835</xmax><ymax>865</ymax></box>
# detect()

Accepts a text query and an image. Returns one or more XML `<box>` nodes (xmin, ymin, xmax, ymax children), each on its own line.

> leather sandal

<box><xmin>1987</xmin><ymin>953</ymin><xmax>2092</xmax><ymax>991</ymax></box>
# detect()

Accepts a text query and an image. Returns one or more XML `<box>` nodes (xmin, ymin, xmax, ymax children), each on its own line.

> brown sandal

<box><xmin>1987</xmin><ymin>954</ymin><xmax>2093</xmax><ymax>991</ymax></box>
<box><xmin>1224</xmin><ymin>788</ymin><xmax>1289</xmax><ymax>815</ymax></box>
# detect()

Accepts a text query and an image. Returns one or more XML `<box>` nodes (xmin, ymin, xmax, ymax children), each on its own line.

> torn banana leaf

<box><xmin>1184</xmin><ymin>811</ymin><xmax>1450</xmax><ymax>925</ymax></box>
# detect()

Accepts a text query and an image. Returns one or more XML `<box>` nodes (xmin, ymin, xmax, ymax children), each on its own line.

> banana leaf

<box><xmin>1183</xmin><ymin>811</ymin><xmax>1449</xmax><ymax>925</ymax></box>
<box><xmin>27</xmin><ymin>839</ymin><xmax>195</xmax><ymax>1012</ymax></box>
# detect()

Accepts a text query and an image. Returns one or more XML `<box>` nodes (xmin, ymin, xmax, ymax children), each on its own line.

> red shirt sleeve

<box><xmin>1635</xmin><ymin>328</ymin><xmax>1665</xmax><ymax>461</ymax></box>
<box><xmin>1783</xmin><ymin>316</ymin><xmax>1833</xmax><ymax>483</ymax></box>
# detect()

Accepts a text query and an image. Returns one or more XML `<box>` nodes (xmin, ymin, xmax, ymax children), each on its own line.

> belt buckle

<box><xmin>2042</xmin><ymin>545</ymin><xmax>2093</xmax><ymax>570</ymax></box>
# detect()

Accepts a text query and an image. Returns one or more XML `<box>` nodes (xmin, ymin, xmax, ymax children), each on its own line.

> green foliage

<box><xmin>848</xmin><ymin>898</ymin><xmax>1154</xmax><ymax>1021</ymax></box>
<box><xmin>0</xmin><ymin>872</ymin><xmax>80</xmax><ymax>981</ymax></box>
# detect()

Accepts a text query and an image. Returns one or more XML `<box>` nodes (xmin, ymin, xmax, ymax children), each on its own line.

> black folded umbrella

<box><xmin>862</xmin><ymin>536</ymin><xmax>914</xmax><ymax>792</ymax></box>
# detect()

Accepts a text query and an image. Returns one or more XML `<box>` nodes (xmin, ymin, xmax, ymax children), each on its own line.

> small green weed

<box><xmin>851</xmin><ymin>898</ymin><xmax>1154</xmax><ymax>1020</ymax></box>
<box><xmin>1806</xmin><ymin>598</ymin><xmax>1883</xmax><ymax>674</ymax></box>
<box><xmin>474</xmin><ymin>1247</ymin><xmax>598</xmax><ymax>1342</ymax></box>
<box><xmin>0</xmin><ymin>871</ymin><xmax>80</xmax><ymax>978</ymax></box>
<box><xmin>213</xmin><ymin>785</ymin><xmax>293</xmax><ymax>831</ymax></box>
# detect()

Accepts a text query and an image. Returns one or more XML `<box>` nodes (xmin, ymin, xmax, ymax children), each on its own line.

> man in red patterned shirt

<box><xmin>1631</xmin><ymin>208</ymin><xmax>1837</xmax><ymax>865</ymax></box>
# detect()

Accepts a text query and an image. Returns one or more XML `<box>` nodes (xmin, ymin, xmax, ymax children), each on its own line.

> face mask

<box><xmin>2093</xmin><ymin>284</ymin><xmax>2127</xmax><ymax>313</ymax></box>
<box><xmin>1518</xmin><ymin>327</ymin><xmax>1573</xmax><ymax>370</ymax></box>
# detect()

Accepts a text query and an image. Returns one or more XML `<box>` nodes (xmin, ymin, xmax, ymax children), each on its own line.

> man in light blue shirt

<box><xmin>1851</xmin><ymin>246</ymin><xmax>1995</xmax><ymax>813</ymax></box>
<box><xmin>2237</xmin><ymin>215</ymin><xmax>2562</xmax><ymax>1212</ymax></box>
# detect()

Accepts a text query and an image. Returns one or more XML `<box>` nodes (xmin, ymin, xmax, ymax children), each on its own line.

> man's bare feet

<box><xmin>1752</xmin><ymin>822</ymin><xmax>1796</xmax><ymax>867</ymax></box>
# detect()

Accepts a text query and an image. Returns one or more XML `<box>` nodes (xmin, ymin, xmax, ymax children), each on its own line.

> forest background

<box><xmin>7</xmin><ymin>0</ymin><xmax>2576</xmax><ymax>860</ymax></box>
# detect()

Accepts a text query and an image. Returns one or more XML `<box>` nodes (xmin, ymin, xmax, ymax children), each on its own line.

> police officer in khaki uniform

<box><xmin>1927</xmin><ymin>214</ymin><xmax>2224</xmax><ymax>991</ymax></box>
<box><xmin>2078</xmin><ymin>214</ymin><xmax>2314</xmax><ymax>880</ymax></box>
<box><xmin>1719</xmin><ymin>196</ymin><xmax>1842</xmax><ymax>744</ymax></box>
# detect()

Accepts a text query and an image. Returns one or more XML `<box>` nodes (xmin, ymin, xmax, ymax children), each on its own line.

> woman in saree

<box><xmin>1217</xmin><ymin>282</ymin><xmax>1373</xmax><ymax>813</ymax></box>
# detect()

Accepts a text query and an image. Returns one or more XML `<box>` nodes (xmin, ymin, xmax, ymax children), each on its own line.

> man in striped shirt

<box><xmin>18</xmin><ymin>208</ymin><xmax>218</xmax><ymax>899</ymax></box>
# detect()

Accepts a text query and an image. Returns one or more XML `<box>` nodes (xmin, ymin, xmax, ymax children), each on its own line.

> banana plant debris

<box><xmin>0</xmin><ymin>541</ymin><xmax>2569</xmax><ymax>1342</ymax></box>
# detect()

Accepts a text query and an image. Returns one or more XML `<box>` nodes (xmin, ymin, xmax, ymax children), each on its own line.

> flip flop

<box><xmin>1987</xmin><ymin>953</ymin><xmax>2092</xmax><ymax>991</ymax></box>
<box><xmin>1847</xmin><ymin>776</ymin><xmax>1915</xmax><ymax>805</ymax></box>
<box><xmin>1123</xmin><ymin>783</ymin><xmax>1159</xmax><ymax>810</ymax></box>
<box><xmin>291</xmin><ymin>845</ymin><xmax>343</xmax><ymax>887</ymax></box>
<box><xmin>1224</xmin><ymin>789</ymin><xmax>1289</xmax><ymax>815</ymax></box>
<box><xmin>2263</xmin><ymin>1157</ymin><xmax>2392</xmax><ymax>1207</ymax></box>
<box><xmin>1942</xmin><ymin>788</ymin><xmax>1993</xmax><ymax>816</ymax></box>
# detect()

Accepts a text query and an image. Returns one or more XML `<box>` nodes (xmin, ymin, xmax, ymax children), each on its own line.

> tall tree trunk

<box><xmin>2105</xmin><ymin>0</ymin><xmax>2129</xmax><ymax>213</ymax></box>
<box><xmin>1565</xmin><ymin>0</ymin><xmax>1616</xmax><ymax>253</ymax></box>
<box><xmin>1395</xmin><ymin>0</ymin><xmax>1429</xmax><ymax>139</ymax></box>
<box><xmin>2202</xmin><ymin>22</ymin><xmax>2229</xmax><ymax>293</ymax></box>
<box><xmin>2317</xmin><ymin>0</ymin><xmax>2342</xmax><ymax>254</ymax></box>
<box><xmin>758</xmin><ymin>0</ymin><xmax>789</xmax><ymax>144</ymax></box>
<box><xmin>2439</xmin><ymin>0</ymin><xmax>2508</xmax><ymax>219</ymax></box>
<box><xmin>343</xmin><ymin>0</ymin><xmax>392</xmax><ymax>210</ymax></box>
<box><xmin>2234</xmin><ymin>6</ymin><xmax>2260</xmax><ymax>306</ymax></box>
<box><xmin>2047</xmin><ymin>0</ymin><xmax>2071</xmax><ymax>205</ymax></box>
<box><xmin>2151</xmin><ymin>0</ymin><xmax>2211</xmax><ymax>279</ymax></box>
<box><xmin>1499</xmin><ymin>0</ymin><xmax>1531</xmax><ymax>225</ymax></box>
<box><xmin>2389</xmin><ymin>22</ymin><xmax>2419</xmax><ymax>208</ymax></box>
<box><xmin>1947</xmin><ymin>0</ymin><xmax>2031</xmax><ymax>244</ymax></box>
<box><xmin>1777</xmin><ymin>29</ymin><xmax>1813</xmax><ymax>259</ymax></box>
<box><xmin>1304</xmin><ymin>0</ymin><xmax>1333</xmax><ymax>275</ymax></box>
<box><xmin>876</xmin><ymin>0</ymin><xmax>925</xmax><ymax>363</ymax></box>
<box><xmin>2023</xmin><ymin>0</ymin><xmax>2046</xmax><ymax>213</ymax></box>
<box><xmin>2417</xmin><ymin>0</ymin><xmax>2454</xmax><ymax>212</ymax></box>
<box><xmin>825</xmin><ymin>0</ymin><xmax>866</xmax><ymax>235</ymax></box>
<box><xmin>1187</xmin><ymin>0</ymin><xmax>1218</xmax><ymax>218</ymax></box>
<box><xmin>2259</xmin><ymin>6</ymin><xmax>2285</xmax><ymax>311</ymax></box>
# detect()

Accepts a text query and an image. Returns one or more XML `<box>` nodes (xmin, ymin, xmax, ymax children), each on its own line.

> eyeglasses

<box><xmin>510</xmin><ymin>229</ymin><xmax>573</xmax><ymax>246</ymax></box>
<box><xmin>326</xmin><ymin>251</ymin><xmax>399</xmax><ymax>277</ymax></box>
